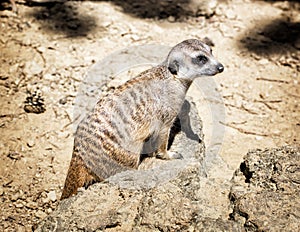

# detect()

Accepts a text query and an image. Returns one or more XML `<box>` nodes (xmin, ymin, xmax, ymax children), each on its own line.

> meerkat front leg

<box><xmin>155</xmin><ymin>128</ymin><xmax>183</xmax><ymax>160</ymax></box>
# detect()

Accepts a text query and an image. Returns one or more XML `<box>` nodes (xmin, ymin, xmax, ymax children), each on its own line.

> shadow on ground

<box><xmin>11</xmin><ymin>0</ymin><xmax>205</xmax><ymax>37</ymax></box>
<box><xmin>240</xmin><ymin>0</ymin><xmax>299</xmax><ymax>56</ymax></box>
<box><xmin>240</xmin><ymin>17</ymin><xmax>300</xmax><ymax>56</ymax></box>
<box><xmin>27</xmin><ymin>1</ymin><xmax>98</xmax><ymax>37</ymax></box>
<box><xmin>99</xmin><ymin>0</ymin><xmax>194</xmax><ymax>19</ymax></box>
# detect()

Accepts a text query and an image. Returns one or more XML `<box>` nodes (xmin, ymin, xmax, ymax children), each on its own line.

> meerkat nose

<box><xmin>217</xmin><ymin>64</ymin><xmax>224</xmax><ymax>73</ymax></box>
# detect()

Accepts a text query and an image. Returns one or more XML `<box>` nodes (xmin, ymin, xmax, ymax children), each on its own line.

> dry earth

<box><xmin>0</xmin><ymin>0</ymin><xmax>299</xmax><ymax>231</ymax></box>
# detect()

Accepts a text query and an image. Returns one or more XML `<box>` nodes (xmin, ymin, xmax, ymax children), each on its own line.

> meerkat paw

<box><xmin>156</xmin><ymin>151</ymin><xmax>183</xmax><ymax>160</ymax></box>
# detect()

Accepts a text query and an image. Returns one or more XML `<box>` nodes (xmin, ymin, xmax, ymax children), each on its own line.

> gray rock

<box><xmin>230</xmin><ymin>146</ymin><xmax>300</xmax><ymax>232</ymax></box>
<box><xmin>36</xmin><ymin>163</ymin><xmax>242</xmax><ymax>231</ymax></box>
<box><xmin>35</xmin><ymin>99</ymin><xmax>242</xmax><ymax>231</ymax></box>
<box><xmin>36</xmin><ymin>146</ymin><xmax>300</xmax><ymax>231</ymax></box>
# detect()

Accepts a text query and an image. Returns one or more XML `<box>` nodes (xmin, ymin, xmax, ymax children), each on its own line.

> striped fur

<box><xmin>61</xmin><ymin>39</ymin><xmax>224</xmax><ymax>199</ymax></box>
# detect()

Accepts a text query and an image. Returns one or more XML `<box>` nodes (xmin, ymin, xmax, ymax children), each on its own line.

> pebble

<box><xmin>37</xmin><ymin>46</ymin><xmax>46</xmax><ymax>53</ymax></box>
<box><xmin>258</xmin><ymin>58</ymin><xmax>269</xmax><ymax>65</ymax></box>
<box><xmin>27</xmin><ymin>139</ymin><xmax>35</xmax><ymax>148</ymax></box>
<box><xmin>26</xmin><ymin>201</ymin><xmax>38</xmax><ymax>209</ymax></box>
<box><xmin>35</xmin><ymin>210</ymin><xmax>47</xmax><ymax>219</ymax></box>
<box><xmin>43</xmin><ymin>73</ymin><xmax>53</xmax><ymax>81</ymax></box>
<box><xmin>47</xmin><ymin>191</ymin><xmax>57</xmax><ymax>202</ymax></box>
<box><xmin>15</xmin><ymin>202</ymin><xmax>24</xmax><ymax>208</ymax></box>
<box><xmin>11</xmin><ymin>193</ymin><xmax>21</xmax><ymax>201</ymax></box>
<box><xmin>167</xmin><ymin>16</ymin><xmax>176</xmax><ymax>23</ymax></box>
<box><xmin>255</xmin><ymin>136</ymin><xmax>263</xmax><ymax>141</ymax></box>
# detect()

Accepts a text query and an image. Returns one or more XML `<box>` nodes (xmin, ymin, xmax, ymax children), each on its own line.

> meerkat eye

<box><xmin>197</xmin><ymin>55</ymin><xmax>208</xmax><ymax>64</ymax></box>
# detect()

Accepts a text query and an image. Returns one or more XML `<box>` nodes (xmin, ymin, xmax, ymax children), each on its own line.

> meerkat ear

<box><xmin>168</xmin><ymin>60</ymin><xmax>179</xmax><ymax>75</ymax></box>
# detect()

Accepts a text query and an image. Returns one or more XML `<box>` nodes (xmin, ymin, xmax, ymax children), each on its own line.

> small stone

<box><xmin>27</xmin><ymin>139</ymin><xmax>35</xmax><ymax>148</ymax></box>
<box><xmin>37</xmin><ymin>46</ymin><xmax>46</xmax><ymax>53</ymax></box>
<box><xmin>255</xmin><ymin>136</ymin><xmax>263</xmax><ymax>141</ymax></box>
<box><xmin>258</xmin><ymin>58</ymin><xmax>269</xmax><ymax>65</ymax></box>
<box><xmin>11</xmin><ymin>193</ymin><xmax>20</xmax><ymax>201</ymax></box>
<box><xmin>35</xmin><ymin>210</ymin><xmax>47</xmax><ymax>219</ymax></box>
<box><xmin>26</xmin><ymin>201</ymin><xmax>38</xmax><ymax>209</ymax></box>
<box><xmin>59</xmin><ymin>97</ymin><xmax>68</xmax><ymax>105</ymax></box>
<box><xmin>167</xmin><ymin>16</ymin><xmax>176</xmax><ymax>22</ymax></box>
<box><xmin>15</xmin><ymin>202</ymin><xmax>23</xmax><ymax>208</ymax></box>
<box><xmin>47</xmin><ymin>191</ymin><xmax>57</xmax><ymax>202</ymax></box>
<box><xmin>7</xmin><ymin>152</ymin><xmax>21</xmax><ymax>160</ymax></box>
<box><xmin>43</xmin><ymin>73</ymin><xmax>53</xmax><ymax>81</ymax></box>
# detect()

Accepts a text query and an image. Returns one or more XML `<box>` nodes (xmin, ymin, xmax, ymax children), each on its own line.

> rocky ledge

<box><xmin>230</xmin><ymin>146</ymin><xmax>300</xmax><ymax>231</ymax></box>
<box><xmin>35</xmin><ymin>99</ymin><xmax>300</xmax><ymax>231</ymax></box>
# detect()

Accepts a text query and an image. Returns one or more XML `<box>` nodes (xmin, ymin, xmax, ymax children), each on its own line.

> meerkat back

<box><xmin>61</xmin><ymin>39</ymin><xmax>224</xmax><ymax>199</ymax></box>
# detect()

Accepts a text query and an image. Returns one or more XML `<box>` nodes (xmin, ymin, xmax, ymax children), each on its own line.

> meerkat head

<box><xmin>166</xmin><ymin>39</ymin><xmax>224</xmax><ymax>80</ymax></box>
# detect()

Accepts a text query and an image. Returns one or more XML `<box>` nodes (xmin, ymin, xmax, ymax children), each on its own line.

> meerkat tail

<box><xmin>60</xmin><ymin>154</ymin><xmax>102</xmax><ymax>200</ymax></box>
<box><xmin>61</xmin><ymin>39</ymin><xmax>224</xmax><ymax>199</ymax></box>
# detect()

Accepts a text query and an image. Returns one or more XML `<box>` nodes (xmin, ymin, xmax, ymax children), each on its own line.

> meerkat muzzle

<box><xmin>217</xmin><ymin>63</ymin><xmax>224</xmax><ymax>73</ymax></box>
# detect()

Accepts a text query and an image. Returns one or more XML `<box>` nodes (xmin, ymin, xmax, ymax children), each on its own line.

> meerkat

<box><xmin>61</xmin><ymin>39</ymin><xmax>224</xmax><ymax>200</ymax></box>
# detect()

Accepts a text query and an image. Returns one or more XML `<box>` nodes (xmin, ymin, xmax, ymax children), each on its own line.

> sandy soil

<box><xmin>0</xmin><ymin>0</ymin><xmax>299</xmax><ymax>230</ymax></box>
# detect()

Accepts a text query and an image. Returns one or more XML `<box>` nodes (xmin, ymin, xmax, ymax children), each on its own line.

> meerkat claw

<box><xmin>156</xmin><ymin>151</ymin><xmax>183</xmax><ymax>160</ymax></box>
<box><xmin>168</xmin><ymin>151</ymin><xmax>183</xmax><ymax>160</ymax></box>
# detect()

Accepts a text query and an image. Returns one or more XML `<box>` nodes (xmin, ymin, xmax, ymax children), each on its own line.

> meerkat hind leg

<box><xmin>155</xmin><ymin>129</ymin><xmax>183</xmax><ymax>160</ymax></box>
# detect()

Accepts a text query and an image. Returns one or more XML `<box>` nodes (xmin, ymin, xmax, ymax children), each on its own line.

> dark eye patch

<box><xmin>192</xmin><ymin>55</ymin><xmax>208</xmax><ymax>65</ymax></box>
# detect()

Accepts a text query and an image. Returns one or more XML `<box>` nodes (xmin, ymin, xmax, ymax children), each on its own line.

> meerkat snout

<box><xmin>217</xmin><ymin>64</ymin><xmax>224</xmax><ymax>73</ymax></box>
<box><xmin>166</xmin><ymin>39</ymin><xmax>224</xmax><ymax>79</ymax></box>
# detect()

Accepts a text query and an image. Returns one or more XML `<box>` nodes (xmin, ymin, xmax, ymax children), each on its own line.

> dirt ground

<box><xmin>0</xmin><ymin>0</ymin><xmax>299</xmax><ymax>231</ymax></box>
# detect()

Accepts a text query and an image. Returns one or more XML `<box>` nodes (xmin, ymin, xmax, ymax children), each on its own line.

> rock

<box><xmin>37</xmin><ymin>46</ymin><xmax>46</xmax><ymax>53</ymax></box>
<box><xmin>10</xmin><ymin>192</ymin><xmax>21</xmax><ymax>201</ymax></box>
<box><xmin>230</xmin><ymin>146</ymin><xmax>300</xmax><ymax>231</ymax></box>
<box><xmin>167</xmin><ymin>16</ymin><xmax>176</xmax><ymax>23</ymax></box>
<box><xmin>35</xmin><ymin>99</ymin><xmax>242</xmax><ymax>231</ymax></box>
<box><xmin>258</xmin><ymin>58</ymin><xmax>269</xmax><ymax>65</ymax></box>
<box><xmin>15</xmin><ymin>202</ymin><xmax>24</xmax><ymax>208</ymax></box>
<box><xmin>26</xmin><ymin>201</ymin><xmax>38</xmax><ymax>210</ymax></box>
<box><xmin>35</xmin><ymin>210</ymin><xmax>48</xmax><ymax>220</ymax></box>
<box><xmin>36</xmin><ymin>163</ymin><xmax>242</xmax><ymax>231</ymax></box>
<box><xmin>47</xmin><ymin>191</ymin><xmax>57</xmax><ymax>202</ymax></box>
<box><xmin>27</xmin><ymin>139</ymin><xmax>35</xmax><ymax>148</ymax></box>
<box><xmin>37</xmin><ymin>145</ymin><xmax>299</xmax><ymax>231</ymax></box>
